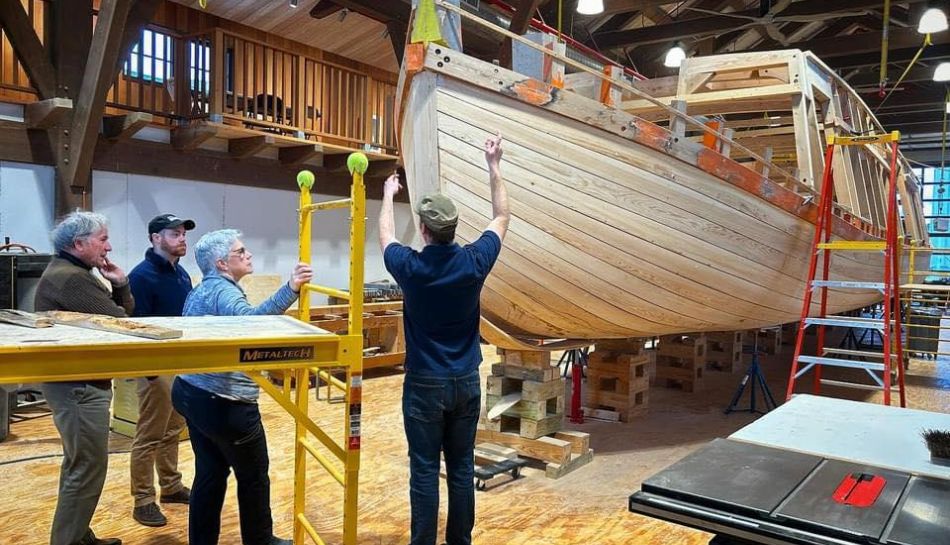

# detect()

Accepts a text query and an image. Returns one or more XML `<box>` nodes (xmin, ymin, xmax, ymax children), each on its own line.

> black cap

<box><xmin>148</xmin><ymin>214</ymin><xmax>196</xmax><ymax>235</ymax></box>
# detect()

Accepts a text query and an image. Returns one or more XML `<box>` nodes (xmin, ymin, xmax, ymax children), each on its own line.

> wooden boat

<box><xmin>395</xmin><ymin>10</ymin><xmax>929</xmax><ymax>344</ymax></box>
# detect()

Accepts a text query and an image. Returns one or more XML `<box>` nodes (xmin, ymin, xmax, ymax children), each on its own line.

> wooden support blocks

<box><xmin>752</xmin><ymin>327</ymin><xmax>782</xmax><ymax>355</ymax></box>
<box><xmin>705</xmin><ymin>330</ymin><xmax>744</xmax><ymax>373</ymax></box>
<box><xmin>585</xmin><ymin>348</ymin><xmax>650</xmax><ymax>421</ymax></box>
<box><xmin>485</xmin><ymin>350</ymin><xmax>564</xmax><ymax>440</ymax></box>
<box><xmin>475</xmin><ymin>427</ymin><xmax>593</xmax><ymax>479</ymax></box>
<box><xmin>654</xmin><ymin>334</ymin><xmax>706</xmax><ymax>392</ymax></box>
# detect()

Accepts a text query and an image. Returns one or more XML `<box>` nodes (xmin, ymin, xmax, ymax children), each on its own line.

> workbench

<box><xmin>629</xmin><ymin>395</ymin><xmax>950</xmax><ymax>545</ymax></box>
<box><xmin>0</xmin><ymin>315</ymin><xmax>359</xmax><ymax>382</ymax></box>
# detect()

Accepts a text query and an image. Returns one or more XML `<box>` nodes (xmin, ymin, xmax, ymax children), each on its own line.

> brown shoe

<box><xmin>160</xmin><ymin>486</ymin><xmax>191</xmax><ymax>504</ymax></box>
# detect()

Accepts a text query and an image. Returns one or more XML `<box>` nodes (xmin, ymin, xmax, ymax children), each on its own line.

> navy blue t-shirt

<box><xmin>128</xmin><ymin>248</ymin><xmax>193</xmax><ymax>317</ymax></box>
<box><xmin>384</xmin><ymin>231</ymin><xmax>502</xmax><ymax>377</ymax></box>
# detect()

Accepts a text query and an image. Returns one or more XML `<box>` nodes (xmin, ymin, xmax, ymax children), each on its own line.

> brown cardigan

<box><xmin>34</xmin><ymin>254</ymin><xmax>135</xmax><ymax>386</ymax></box>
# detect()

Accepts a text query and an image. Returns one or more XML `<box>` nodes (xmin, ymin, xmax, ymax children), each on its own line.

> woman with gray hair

<box><xmin>171</xmin><ymin>228</ymin><xmax>312</xmax><ymax>545</ymax></box>
<box><xmin>34</xmin><ymin>209</ymin><xmax>132</xmax><ymax>545</ymax></box>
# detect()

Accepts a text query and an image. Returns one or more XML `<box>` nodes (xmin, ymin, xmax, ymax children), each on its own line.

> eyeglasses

<box><xmin>229</xmin><ymin>247</ymin><xmax>248</xmax><ymax>257</ymax></box>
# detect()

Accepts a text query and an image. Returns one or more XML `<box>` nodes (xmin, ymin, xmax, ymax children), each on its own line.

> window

<box><xmin>190</xmin><ymin>40</ymin><xmax>211</xmax><ymax>94</ymax></box>
<box><xmin>124</xmin><ymin>29</ymin><xmax>173</xmax><ymax>83</ymax></box>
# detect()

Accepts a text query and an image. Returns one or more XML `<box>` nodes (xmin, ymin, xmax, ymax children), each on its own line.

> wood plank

<box><xmin>545</xmin><ymin>448</ymin><xmax>593</xmax><ymax>479</ymax></box>
<box><xmin>102</xmin><ymin>112</ymin><xmax>153</xmax><ymax>140</ymax></box>
<box><xmin>61</xmin><ymin>0</ymin><xmax>134</xmax><ymax>192</ymax></box>
<box><xmin>24</xmin><ymin>97</ymin><xmax>72</xmax><ymax>129</ymax></box>
<box><xmin>278</xmin><ymin>143</ymin><xmax>321</xmax><ymax>165</ymax></box>
<box><xmin>171</xmin><ymin>124</ymin><xmax>219</xmax><ymax>150</ymax></box>
<box><xmin>0</xmin><ymin>0</ymin><xmax>55</xmax><ymax>98</ymax></box>
<box><xmin>229</xmin><ymin>134</ymin><xmax>275</xmax><ymax>159</ymax></box>
<box><xmin>0</xmin><ymin>309</ymin><xmax>53</xmax><ymax>328</ymax></box>
<box><xmin>475</xmin><ymin>428</ymin><xmax>571</xmax><ymax>465</ymax></box>
<box><xmin>487</xmin><ymin>392</ymin><xmax>522</xmax><ymax>420</ymax></box>
<box><xmin>40</xmin><ymin>311</ymin><xmax>183</xmax><ymax>340</ymax></box>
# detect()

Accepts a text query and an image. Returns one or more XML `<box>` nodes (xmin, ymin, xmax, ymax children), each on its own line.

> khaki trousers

<box><xmin>130</xmin><ymin>376</ymin><xmax>186</xmax><ymax>507</ymax></box>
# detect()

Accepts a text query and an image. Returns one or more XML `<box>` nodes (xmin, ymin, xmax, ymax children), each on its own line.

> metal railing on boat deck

<box><xmin>97</xmin><ymin>25</ymin><xmax>398</xmax><ymax>154</ymax></box>
<box><xmin>427</xmin><ymin>0</ymin><xmax>925</xmax><ymax>239</ymax></box>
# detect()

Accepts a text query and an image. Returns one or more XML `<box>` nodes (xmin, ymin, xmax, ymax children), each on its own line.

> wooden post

<box><xmin>212</xmin><ymin>29</ymin><xmax>225</xmax><ymax>115</ymax></box>
<box><xmin>669</xmin><ymin>99</ymin><xmax>688</xmax><ymax>139</ymax></box>
<box><xmin>599</xmin><ymin>65</ymin><xmax>622</xmax><ymax>108</ymax></box>
<box><xmin>720</xmin><ymin>127</ymin><xmax>735</xmax><ymax>157</ymax></box>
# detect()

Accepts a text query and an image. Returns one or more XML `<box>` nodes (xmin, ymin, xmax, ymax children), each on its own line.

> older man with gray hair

<box><xmin>35</xmin><ymin>210</ymin><xmax>133</xmax><ymax>545</ymax></box>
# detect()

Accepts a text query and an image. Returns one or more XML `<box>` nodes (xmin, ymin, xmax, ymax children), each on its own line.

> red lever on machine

<box><xmin>832</xmin><ymin>473</ymin><xmax>886</xmax><ymax>507</ymax></box>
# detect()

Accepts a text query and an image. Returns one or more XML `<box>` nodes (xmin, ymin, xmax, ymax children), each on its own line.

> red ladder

<box><xmin>786</xmin><ymin>131</ymin><xmax>906</xmax><ymax>407</ymax></box>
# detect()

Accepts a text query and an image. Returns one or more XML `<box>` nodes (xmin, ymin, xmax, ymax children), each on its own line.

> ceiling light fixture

<box><xmin>918</xmin><ymin>8</ymin><xmax>948</xmax><ymax>34</ymax></box>
<box><xmin>934</xmin><ymin>62</ymin><xmax>950</xmax><ymax>82</ymax></box>
<box><xmin>576</xmin><ymin>0</ymin><xmax>604</xmax><ymax>16</ymax></box>
<box><xmin>664</xmin><ymin>43</ymin><xmax>686</xmax><ymax>68</ymax></box>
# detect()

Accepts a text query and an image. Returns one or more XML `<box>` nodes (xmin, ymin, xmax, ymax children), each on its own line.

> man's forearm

<box><xmin>489</xmin><ymin>164</ymin><xmax>509</xmax><ymax>221</ymax></box>
<box><xmin>379</xmin><ymin>194</ymin><xmax>396</xmax><ymax>251</ymax></box>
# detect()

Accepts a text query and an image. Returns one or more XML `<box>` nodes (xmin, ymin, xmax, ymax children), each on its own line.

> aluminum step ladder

<box><xmin>785</xmin><ymin>132</ymin><xmax>907</xmax><ymax>407</ymax></box>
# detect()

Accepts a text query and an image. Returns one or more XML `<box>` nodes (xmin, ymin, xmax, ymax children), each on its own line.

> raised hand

<box><xmin>290</xmin><ymin>262</ymin><xmax>314</xmax><ymax>292</ymax></box>
<box><xmin>384</xmin><ymin>172</ymin><xmax>403</xmax><ymax>198</ymax></box>
<box><xmin>484</xmin><ymin>131</ymin><xmax>503</xmax><ymax>166</ymax></box>
<box><xmin>99</xmin><ymin>257</ymin><xmax>128</xmax><ymax>285</ymax></box>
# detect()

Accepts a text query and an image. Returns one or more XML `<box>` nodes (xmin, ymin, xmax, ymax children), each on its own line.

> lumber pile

<box><xmin>653</xmin><ymin>334</ymin><xmax>705</xmax><ymax>392</ymax></box>
<box><xmin>479</xmin><ymin>349</ymin><xmax>592</xmax><ymax>479</ymax></box>
<box><xmin>584</xmin><ymin>339</ymin><xmax>649</xmax><ymax>421</ymax></box>
<box><xmin>705</xmin><ymin>330</ymin><xmax>745</xmax><ymax>373</ymax></box>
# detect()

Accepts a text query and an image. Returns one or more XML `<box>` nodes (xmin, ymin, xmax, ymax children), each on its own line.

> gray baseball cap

<box><xmin>416</xmin><ymin>193</ymin><xmax>458</xmax><ymax>233</ymax></box>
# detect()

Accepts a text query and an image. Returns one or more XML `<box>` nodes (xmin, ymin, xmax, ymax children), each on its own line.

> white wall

<box><xmin>92</xmin><ymin>171</ymin><xmax>419</xmax><ymax>303</ymax></box>
<box><xmin>0</xmin><ymin>161</ymin><xmax>55</xmax><ymax>252</ymax></box>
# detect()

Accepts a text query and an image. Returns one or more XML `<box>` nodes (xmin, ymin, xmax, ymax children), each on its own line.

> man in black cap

<box><xmin>127</xmin><ymin>213</ymin><xmax>196</xmax><ymax>527</ymax></box>
<box><xmin>379</xmin><ymin>132</ymin><xmax>509</xmax><ymax>545</ymax></box>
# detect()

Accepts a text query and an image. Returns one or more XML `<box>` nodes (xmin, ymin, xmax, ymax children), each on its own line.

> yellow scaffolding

<box><xmin>0</xmin><ymin>160</ymin><xmax>367</xmax><ymax>545</ymax></box>
<box><xmin>901</xmin><ymin>246</ymin><xmax>950</xmax><ymax>360</ymax></box>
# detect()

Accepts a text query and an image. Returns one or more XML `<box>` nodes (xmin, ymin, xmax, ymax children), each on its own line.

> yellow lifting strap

<box><xmin>411</xmin><ymin>0</ymin><xmax>447</xmax><ymax>45</ymax></box>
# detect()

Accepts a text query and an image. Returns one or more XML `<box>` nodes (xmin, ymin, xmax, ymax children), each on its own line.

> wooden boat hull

<box><xmin>398</xmin><ymin>53</ymin><xmax>910</xmax><ymax>341</ymax></box>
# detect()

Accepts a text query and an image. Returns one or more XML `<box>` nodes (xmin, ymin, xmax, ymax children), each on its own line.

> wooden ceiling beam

<box><xmin>279</xmin><ymin>144</ymin><xmax>322</xmax><ymax>165</ymax></box>
<box><xmin>229</xmin><ymin>135</ymin><xmax>275</xmax><ymax>159</ymax></box>
<box><xmin>827</xmin><ymin>44</ymin><xmax>950</xmax><ymax>69</ymax></box>
<box><xmin>309</xmin><ymin>0</ymin><xmax>410</xmax><ymax>24</ymax></box>
<box><xmin>752</xmin><ymin>26</ymin><xmax>946</xmax><ymax>58</ymax></box>
<box><xmin>0</xmin><ymin>0</ymin><xmax>56</xmax><ymax>98</ymax></box>
<box><xmin>60</xmin><ymin>0</ymin><xmax>133</xmax><ymax>196</ymax></box>
<box><xmin>499</xmin><ymin>0</ymin><xmax>545</xmax><ymax>68</ymax></box>
<box><xmin>102</xmin><ymin>112</ymin><xmax>153</xmax><ymax>141</ymax></box>
<box><xmin>593</xmin><ymin>0</ymin><xmax>929</xmax><ymax>49</ymax></box>
<box><xmin>25</xmin><ymin>98</ymin><xmax>73</xmax><ymax>130</ymax></box>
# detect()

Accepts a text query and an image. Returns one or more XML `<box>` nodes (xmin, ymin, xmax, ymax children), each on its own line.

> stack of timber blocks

<box><xmin>654</xmin><ymin>334</ymin><xmax>706</xmax><ymax>392</ymax></box>
<box><xmin>705</xmin><ymin>330</ymin><xmax>745</xmax><ymax>373</ymax></box>
<box><xmin>753</xmin><ymin>327</ymin><xmax>782</xmax><ymax>355</ymax></box>
<box><xmin>478</xmin><ymin>349</ymin><xmax>593</xmax><ymax>478</ymax></box>
<box><xmin>584</xmin><ymin>339</ymin><xmax>649</xmax><ymax>421</ymax></box>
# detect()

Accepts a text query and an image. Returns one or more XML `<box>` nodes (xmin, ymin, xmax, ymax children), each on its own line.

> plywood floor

<box><xmin>1</xmin><ymin>336</ymin><xmax>947</xmax><ymax>545</ymax></box>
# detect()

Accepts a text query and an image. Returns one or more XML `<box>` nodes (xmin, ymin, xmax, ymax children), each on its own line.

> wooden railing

<box><xmin>1</xmin><ymin>14</ymin><xmax>398</xmax><ymax>154</ymax></box>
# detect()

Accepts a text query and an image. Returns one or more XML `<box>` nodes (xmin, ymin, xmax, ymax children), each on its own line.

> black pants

<box><xmin>171</xmin><ymin>378</ymin><xmax>273</xmax><ymax>545</ymax></box>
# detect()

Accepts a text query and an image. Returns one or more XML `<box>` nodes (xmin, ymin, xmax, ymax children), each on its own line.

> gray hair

<box><xmin>194</xmin><ymin>229</ymin><xmax>242</xmax><ymax>276</ymax></box>
<box><xmin>50</xmin><ymin>210</ymin><xmax>109</xmax><ymax>252</ymax></box>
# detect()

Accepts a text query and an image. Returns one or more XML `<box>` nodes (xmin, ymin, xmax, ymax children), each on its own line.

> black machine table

<box><xmin>628</xmin><ymin>396</ymin><xmax>950</xmax><ymax>545</ymax></box>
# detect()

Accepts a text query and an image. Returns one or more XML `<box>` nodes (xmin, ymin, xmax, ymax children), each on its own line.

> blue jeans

<box><xmin>171</xmin><ymin>378</ymin><xmax>273</xmax><ymax>545</ymax></box>
<box><xmin>403</xmin><ymin>370</ymin><xmax>481</xmax><ymax>545</ymax></box>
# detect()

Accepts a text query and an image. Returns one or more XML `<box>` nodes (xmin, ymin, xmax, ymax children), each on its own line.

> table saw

<box><xmin>628</xmin><ymin>395</ymin><xmax>950</xmax><ymax>545</ymax></box>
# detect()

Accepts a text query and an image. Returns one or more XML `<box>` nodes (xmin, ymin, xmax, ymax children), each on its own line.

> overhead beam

<box><xmin>499</xmin><ymin>0</ymin><xmax>544</xmax><ymax>68</ymax></box>
<box><xmin>279</xmin><ymin>144</ymin><xmax>322</xmax><ymax>165</ymax></box>
<box><xmin>827</xmin><ymin>44</ymin><xmax>950</xmax><ymax>69</ymax></box>
<box><xmin>0</xmin><ymin>0</ymin><xmax>56</xmax><ymax>98</ymax></box>
<box><xmin>102</xmin><ymin>112</ymin><xmax>153</xmax><ymax>140</ymax></box>
<box><xmin>60</xmin><ymin>0</ymin><xmax>133</xmax><ymax>198</ymax></box>
<box><xmin>25</xmin><ymin>98</ymin><xmax>73</xmax><ymax>129</ymax></box>
<box><xmin>51</xmin><ymin>0</ymin><xmax>93</xmax><ymax>99</ymax></box>
<box><xmin>229</xmin><ymin>135</ymin><xmax>275</xmax><ymax>159</ymax></box>
<box><xmin>388</xmin><ymin>20</ymin><xmax>407</xmax><ymax>66</ymax></box>
<box><xmin>847</xmin><ymin>65</ymin><xmax>941</xmax><ymax>88</ymax></box>
<box><xmin>171</xmin><ymin>124</ymin><xmax>219</xmax><ymax>150</ymax></box>
<box><xmin>309</xmin><ymin>0</ymin><xmax>410</xmax><ymax>24</ymax></box>
<box><xmin>593</xmin><ymin>0</ymin><xmax>929</xmax><ymax>49</ymax></box>
<box><xmin>754</xmin><ymin>26</ymin><xmax>947</xmax><ymax>58</ymax></box>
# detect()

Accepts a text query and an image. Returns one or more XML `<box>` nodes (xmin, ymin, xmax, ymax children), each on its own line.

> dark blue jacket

<box><xmin>128</xmin><ymin>248</ymin><xmax>193</xmax><ymax>317</ymax></box>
